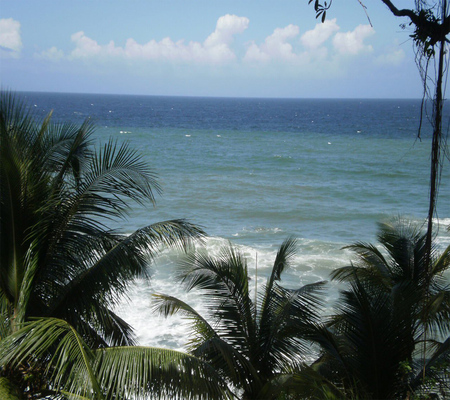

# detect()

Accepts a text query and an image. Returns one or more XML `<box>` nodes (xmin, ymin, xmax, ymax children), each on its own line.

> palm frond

<box><xmin>0</xmin><ymin>91</ymin><xmax>37</xmax><ymax>144</ymax></box>
<box><xmin>191</xmin><ymin>336</ymin><xmax>262</xmax><ymax>394</ymax></box>
<box><xmin>153</xmin><ymin>293</ymin><xmax>260</xmax><ymax>393</ymax></box>
<box><xmin>37</xmin><ymin>220</ymin><xmax>202</xmax><ymax>345</ymax></box>
<box><xmin>330</xmin><ymin>276</ymin><xmax>416</xmax><ymax>398</ymax></box>
<box><xmin>257</xmin><ymin>281</ymin><xmax>326</xmax><ymax>373</ymax></box>
<box><xmin>0</xmin><ymin>291</ymin><xmax>12</xmax><ymax>339</ymax></box>
<box><xmin>45</xmin><ymin>118</ymin><xmax>95</xmax><ymax>188</ymax></box>
<box><xmin>271</xmin><ymin>365</ymin><xmax>348</xmax><ymax>400</ymax></box>
<box><xmin>177</xmin><ymin>245</ymin><xmax>256</xmax><ymax>345</ymax></box>
<box><xmin>93</xmin><ymin>346</ymin><xmax>231</xmax><ymax>400</ymax></box>
<box><xmin>259</xmin><ymin>237</ymin><xmax>298</xmax><ymax>330</ymax></box>
<box><xmin>271</xmin><ymin>236</ymin><xmax>298</xmax><ymax>282</ymax></box>
<box><xmin>432</xmin><ymin>243</ymin><xmax>450</xmax><ymax>275</ymax></box>
<box><xmin>153</xmin><ymin>294</ymin><xmax>218</xmax><ymax>351</ymax></box>
<box><xmin>0</xmin><ymin>377</ymin><xmax>21</xmax><ymax>400</ymax></box>
<box><xmin>82</xmin><ymin>139</ymin><xmax>160</xmax><ymax>214</ymax></box>
<box><xmin>0</xmin><ymin>318</ymin><xmax>104</xmax><ymax>399</ymax></box>
<box><xmin>409</xmin><ymin>336</ymin><xmax>450</xmax><ymax>395</ymax></box>
<box><xmin>15</xmin><ymin>241</ymin><xmax>41</xmax><ymax>325</ymax></box>
<box><xmin>335</xmin><ymin>242</ymin><xmax>391</xmax><ymax>287</ymax></box>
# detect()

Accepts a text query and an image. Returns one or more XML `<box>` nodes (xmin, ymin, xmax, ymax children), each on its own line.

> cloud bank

<box><xmin>67</xmin><ymin>14</ymin><xmax>249</xmax><ymax>64</ymax></box>
<box><xmin>29</xmin><ymin>13</ymin><xmax>407</xmax><ymax>72</ymax></box>
<box><xmin>0</xmin><ymin>18</ymin><xmax>22</xmax><ymax>58</ymax></box>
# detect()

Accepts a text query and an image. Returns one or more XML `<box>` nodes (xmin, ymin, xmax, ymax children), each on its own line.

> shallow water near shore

<box><xmin>24</xmin><ymin>91</ymin><xmax>450</xmax><ymax>350</ymax></box>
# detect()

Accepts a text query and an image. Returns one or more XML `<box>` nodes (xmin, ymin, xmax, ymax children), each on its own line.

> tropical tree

<box><xmin>0</xmin><ymin>91</ymin><xmax>229</xmax><ymax>399</ymax></box>
<box><xmin>0</xmin><ymin>317</ymin><xmax>230</xmax><ymax>400</ymax></box>
<box><xmin>307</xmin><ymin>0</ymin><xmax>450</xmax><ymax>381</ymax></box>
<box><xmin>154</xmin><ymin>238</ymin><xmax>326</xmax><ymax>400</ymax></box>
<box><xmin>293</xmin><ymin>218</ymin><xmax>450</xmax><ymax>399</ymax></box>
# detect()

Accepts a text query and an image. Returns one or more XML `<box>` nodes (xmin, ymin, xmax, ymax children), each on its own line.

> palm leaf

<box><xmin>259</xmin><ymin>237</ymin><xmax>298</xmax><ymax>329</ymax></box>
<box><xmin>257</xmin><ymin>281</ymin><xmax>326</xmax><ymax>374</ymax></box>
<box><xmin>192</xmin><ymin>336</ymin><xmax>262</xmax><ymax>394</ymax></box>
<box><xmin>0</xmin><ymin>318</ymin><xmax>104</xmax><ymax>399</ymax></box>
<box><xmin>82</xmin><ymin>139</ymin><xmax>160</xmax><ymax>215</ymax></box>
<box><xmin>409</xmin><ymin>336</ymin><xmax>450</xmax><ymax>394</ymax></box>
<box><xmin>272</xmin><ymin>365</ymin><xmax>348</xmax><ymax>400</ymax></box>
<box><xmin>177</xmin><ymin>245</ymin><xmax>256</xmax><ymax>346</ymax></box>
<box><xmin>153</xmin><ymin>294</ymin><xmax>218</xmax><ymax>350</ymax></box>
<box><xmin>334</xmin><ymin>243</ymin><xmax>392</xmax><ymax>290</ymax></box>
<box><xmin>153</xmin><ymin>294</ymin><xmax>260</xmax><ymax>392</ymax></box>
<box><xmin>47</xmin><ymin>220</ymin><xmax>203</xmax><ymax>317</ymax></box>
<box><xmin>93</xmin><ymin>346</ymin><xmax>231</xmax><ymax>400</ymax></box>
<box><xmin>0</xmin><ymin>377</ymin><xmax>21</xmax><ymax>400</ymax></box>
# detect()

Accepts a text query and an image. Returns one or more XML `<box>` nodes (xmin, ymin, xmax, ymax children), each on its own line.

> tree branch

<box><xmin>379</xmin><ymin>0</ymin><xmax>420</xmax><ymax>24</ymax></box>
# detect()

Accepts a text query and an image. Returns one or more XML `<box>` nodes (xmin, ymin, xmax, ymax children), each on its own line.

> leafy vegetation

<box><xmin>291</xmin><ymin>218</ymin><xmax>450</xmax><ymax>399</ymax></box>
<box><xmin>305</xmin><ymin>0</ymin><xmax>450</xmax><ymax>394</ymax></box>
<box><xmin>2</xmin><ymin>91</ymin><xmax>450</xmax><ymax>399</ymax></box>
<box><xmin>154</xmin><ymin>220</ymin><xmax>450</xmax><ymax>399</ymax></box>
<box><xmin>0</xmin><ymin>92</ymin><xmax>229</xmax><ymax>399</ymax></box>
<box><xmin>154</xmin><ymin>238</ymin><xmax>326</xmax><ymax>399</ymax></box>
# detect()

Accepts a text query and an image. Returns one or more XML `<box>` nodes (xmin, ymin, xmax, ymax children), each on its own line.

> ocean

<box><xmin>22</xmin><ymin>91</ymin><xmax>450</xmax><ymax>350</ymax></box>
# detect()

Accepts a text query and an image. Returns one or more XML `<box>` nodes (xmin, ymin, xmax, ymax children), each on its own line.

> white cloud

<box><xmin>37</xmin><ymin>15</ymin><xmax>386</xmax><ymax>77</ymax></box>
<box><xmin>37</xmin><ymin>46</ymin><xmax>65</xmax><ymax>61</ymax></box>
<box><xmin>376</xmin><ymin>48</ymin><xmax>405</xmax><ymax>66</ymax></box>
<box><xmin>0</xmin><ymin>18</ymin><xmax>22</xmax><ymax>58</ymax></box>
<box><xmin>244</xmin><ymin>24</ymin><xmax>300</xmax><ymax>62</ymax></box>
<box><xmin>204</xmin><ymin>14</ymin><xmax>249</xmax><ymax>48</ymax></box>
<box><xmin>301</xmin><ymin>19</ymin><xmax>339</xmax><ymax>49</ymax></box>
<box><xmin>333</xmin><ymin>24</ymin><xmax>374</xmax><ymax>55</ymax></box>
<box><xmin>66</xmin><ymin>14</ymin><xmax>248</xmax><ymax>64</ymax></box>
<box><xmin>70</xmin><ymin>31</ymin><xmax>102</xmax><ymax>58</ymax></box>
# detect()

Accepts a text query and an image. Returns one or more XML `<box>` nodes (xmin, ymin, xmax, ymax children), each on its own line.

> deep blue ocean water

<box><xmin>21</xmin><ymin>91</ymin><xmax>450</xmax><ymax>348</ymax></box>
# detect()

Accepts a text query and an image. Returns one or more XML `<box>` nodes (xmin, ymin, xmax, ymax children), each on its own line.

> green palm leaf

<box><xmin>1</xmin><ymin>92</ymin><xmax>214</xmax><ymax>399</ymax></box>
<box><xmin>0</xmin><ymin>318</ymin><xmax>104</xmax><ymax>399</ymax></box>
<box><xmin>93</xmin><ymin>346</ymin><xmax>231</xmax><ymax>400</ymax></box>
<box><xmin>156</xmin><ymin>239</ymin><xmax>326</xmax><ymax>399</ymax></box>
<box><xmin>0</xmin><ymin>377</ymin><xmax>21</xmax><ymax>400</ymax></box>
<box><xmin>177</xmin><ymin>245</ymin><xmax>256</xmax><ymax>346</ymax></box>
<box><xmin>303</xmin><ymin>218</ymin><xmax>450</xmax><ymax>398</ymax></box>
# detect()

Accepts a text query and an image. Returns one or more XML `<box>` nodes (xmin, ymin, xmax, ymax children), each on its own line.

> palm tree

<box><xmin>154</xmin><ymin>238</ymin><xmax>326</xmax><ymax>400</ymax></box>
<box><xmin>293</xmin><ymin>218</ymin><xmax>450</xmax><ymax>399</ymax></box>
<box><xmin>0</xmin><ymin>317</ymin><xmax>230</xmax><ymax>400</ymax></box>
<box><xmin>0</xmin><ymin>92</ymin><xmax>229</xmax><ymax>399</ymax></box>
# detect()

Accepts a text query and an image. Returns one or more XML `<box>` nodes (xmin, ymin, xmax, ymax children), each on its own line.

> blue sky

<box><xmin>1</xmin><ymin>0</ymin><xmax>423</xmax><ymax>98</ymax></box>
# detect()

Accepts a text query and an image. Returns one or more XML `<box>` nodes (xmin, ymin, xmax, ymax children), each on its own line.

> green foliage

<box><xmin>0</xmin><ymin>92</ymin><xmax>227</xmax><ymax>399</ymax></box>
<box><xmin>154</xmin><ymin>238</ymin><xmax>326</xmax><ymax>400</ymax></box>
<box><xmin>0</xmin><ymin>318</ymin><xmax>231</xmax><ymax>400</ymax></box>
<box><xmin>0</xmin><ymin>377</ymin><xmax>21</xmax><ymax>400</ymax></box>
<box><xmin>308</xmin><ymin>0</ymin><xmax>331</xmax><ymax>23</ymax></box>
<box><xmin>295</xmin><ymin>218</ymin><xmax>450</xmax><ymax>399</ymax></box>
<box><xmin>0</xmin><ymin>91</ymin><xmax>204</xmax><ymax>341</ymax></box>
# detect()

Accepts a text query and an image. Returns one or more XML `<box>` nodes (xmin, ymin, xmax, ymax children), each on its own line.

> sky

<box><xmin>0</xmin><ymin>0</ymin><xmax>425</xmax><ymax>98</ymax></box>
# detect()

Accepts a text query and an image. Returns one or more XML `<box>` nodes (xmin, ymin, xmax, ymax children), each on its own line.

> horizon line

<box><xmin>15</xmin><ymin>89</ymin><xmax>425</xmax><ymax>102</ymax></box>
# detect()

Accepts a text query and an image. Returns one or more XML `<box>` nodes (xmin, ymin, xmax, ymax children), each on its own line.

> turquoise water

<box><xmin>23</xmin><ymin>92</ymin><xmax>450</xmax><ymax>348</ymax></box>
